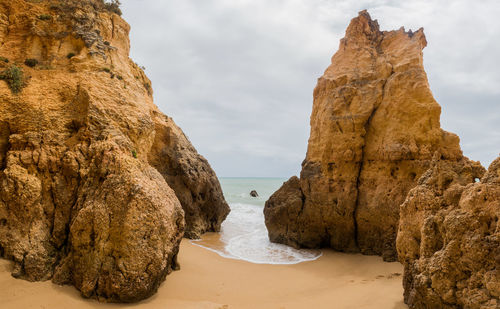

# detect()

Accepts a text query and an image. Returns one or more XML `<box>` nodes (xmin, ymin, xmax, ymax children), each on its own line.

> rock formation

<box><xmin>264</xmin><ymin>10</ymin><xmax>465</xmax><ymax>261</ymax></box>
<box><xmin>0</xmin><ymin>0</ymin><xmax>228</xmax><ymax>302</ymax></box>
<box><xmin>148</xmin><ymin>113</ymin><xmax>229</xmax><ymax>239</ymax></box>
<box><xmin>397</xmin><ymin>156</ymin><xmax>498</xmax><ymax>308</ymax></box>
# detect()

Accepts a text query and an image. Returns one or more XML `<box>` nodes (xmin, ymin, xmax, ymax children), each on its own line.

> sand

<box><xmin>0</xmin><ymin>239</ymin><xmax>407</xmax><ymax>309</ymax></box>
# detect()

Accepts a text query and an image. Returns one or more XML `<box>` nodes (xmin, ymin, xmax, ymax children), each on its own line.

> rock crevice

<box><xmin>353</xmin><ymin>101</ymin><xmax>379</xmax><ymax>248</ymax></box>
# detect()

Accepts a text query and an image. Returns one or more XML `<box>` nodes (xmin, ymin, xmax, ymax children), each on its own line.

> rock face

<box><xmin>0</xmin><ymin>0</ymin><xmax>227</xmax><ymax>302</ymax></box>
<box><xmin>148</xmin><ymin>113</ymin><xmax>229</xmax><ymax>239</ymax></box>
<box><xmin>397</xmin><ymin>157</ymin><xmax>498</xmax><ymax>308</ymax></box>
<box><xmin>264</xmin><ymin>10</ymin><xmax>464</xmax><ymax>261</ymax></box>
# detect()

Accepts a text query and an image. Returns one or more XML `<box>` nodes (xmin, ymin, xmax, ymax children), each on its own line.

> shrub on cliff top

<box><xmin>0</xmin><ymin>65</ymin><xmax>25</xmax><ymax>94</ymax></box>
<box><xmin>50</xmin><ymin>0</ymin><xmax>122</xmax><ymax>16</ymax></box>
<box><xmin>103</xmin><ymin>0</ymin><xmax>122</xmax><ymax>16</ymax></box>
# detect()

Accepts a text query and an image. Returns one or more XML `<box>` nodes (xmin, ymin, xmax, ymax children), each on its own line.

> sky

<box><xmin>121</xmin><ymin>0</ymin><xmax>500</xmax><ymax>177</ymax></box>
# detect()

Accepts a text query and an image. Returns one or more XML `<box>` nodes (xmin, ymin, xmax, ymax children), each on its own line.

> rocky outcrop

<box><xmin>264</xmin><ymin>10</ymin><xmax>464</xmax><ymax>261</ymax></box>
<box><xmin>0</xmin><ymin>0</ymin><xmax>227</xmax><ymax>302</ymax></box>
<box><xmin>148</xmin><ymin>113</ymin><xmax>229</xmax><ymax>239</ymax></box>
<box><xmin>397</xmin><ymin>157</ymin><xmax>498</xmax><ymax>308</ymax></box>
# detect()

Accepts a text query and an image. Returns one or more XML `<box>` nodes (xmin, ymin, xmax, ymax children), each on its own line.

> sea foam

<box><xmin>192</xmin><ymin>201</ymin><xmax>321</xmax><ymax>264</ymax></box>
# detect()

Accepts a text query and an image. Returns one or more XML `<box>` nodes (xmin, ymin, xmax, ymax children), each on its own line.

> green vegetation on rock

<box><xmin>0</xmin><ymin>65</ymin><xmax>25</xmax><ymax>94</ymax></box>
<box><xmin>24</xmin><ymin>58</ymin><xmax>38</xmax><ymax>67</ymax></box>
<box><xmin>38</xmin><ymin>14</ymin><xmax>52</xmax><ymax>20</ymax></box>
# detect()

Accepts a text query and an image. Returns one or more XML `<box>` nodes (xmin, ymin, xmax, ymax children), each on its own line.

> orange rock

<box><xmin>397</xmin><ymin>156</ymin><xmax>497</xmax><ymax>308</ymax></box>
<box><xmin>265</xmin><ymin>10</ymin><xmax>464</xmax><ymax>261</ymax></box>
<box><xmin>0</xmin><ymin>0</ymin><xmax>227</xmax><ymax>302</ymax></box>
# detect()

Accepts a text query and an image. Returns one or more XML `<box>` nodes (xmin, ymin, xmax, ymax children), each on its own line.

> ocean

<box><xmin>191</xmin><ymin>177</ymin><xmax>322</xmax><ymax>264</ymax></box>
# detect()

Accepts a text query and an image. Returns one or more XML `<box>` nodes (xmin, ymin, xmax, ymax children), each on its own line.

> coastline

<box><xmin>1</xmin><ymin>239</ymin><xmax>407</xmax><ymax>309</ymax></box>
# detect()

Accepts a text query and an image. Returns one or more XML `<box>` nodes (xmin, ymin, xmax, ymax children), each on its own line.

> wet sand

<box><xmin>0</xmin><ymin>239</ymin><xmax>407</xmax><ymax>309</ymax></box>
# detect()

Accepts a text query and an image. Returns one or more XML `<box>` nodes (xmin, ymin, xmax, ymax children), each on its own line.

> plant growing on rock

<box><xmin>48</xmin><ymin>0</ymin><xmax>122</xmax><ymax>20</ymax></box>
<box><xmin>102</xmin><ymin>0</ymin><xmax>122</xmax><ymax>15</ymax></box>
<box><xmin>24</xmin><ymin>58</ymin><xmax>38</xmax><ymax>67</ymax></box>
<box><xmin>38</xmin><ymin>14</ymin><xmax>52</xmax><ymax>20</ymax></box>
<box><xmin>144</xmin><ymin>82</ymin><xmax>152</xmax><ymax>95</ymax></box>
<box><xmin>0</xmin><ymin>65</ymin><xmax>25</xmax><ymax>94</ymax></box>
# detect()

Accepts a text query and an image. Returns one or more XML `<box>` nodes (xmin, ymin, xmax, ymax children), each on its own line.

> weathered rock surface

<box><xmin>397</xmin><ymin>156</ymin><xmax>498</xmax><ymax>308</ymax></box>
<box><xmin>148</xmin><ymin>113</ymin><xmax>229</xmax><ymax>239</ymax></box>
<box><xmin>0</xmin><ymin>0</ymin><xmax>227</xmax><ymax>302</ymax></box>
<box><xmin>264</xmin><ymin>10</ymin><xmax>465</xmax><ymax>261</ymax></box>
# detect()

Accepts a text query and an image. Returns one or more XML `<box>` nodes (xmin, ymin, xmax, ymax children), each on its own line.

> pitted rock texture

<box><xmin>397</xmin><ymin>157</ymin><xmax>498</xmax><ymax>309</ymax></box>
<box><xmin>0</xmin><ymin>0</ymin><xmax>227</xmax><ymax>302</ymax></box>
<box><xmin>264</xmin><ymin>10</ymin><xmax>464</xmax><ymax>261</ymax></box>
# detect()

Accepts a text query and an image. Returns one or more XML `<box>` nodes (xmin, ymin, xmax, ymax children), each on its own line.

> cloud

<box><xmin>121</xmin><ymin>0</ymin><xmax>500</xmax><ymax>176</ymax></box>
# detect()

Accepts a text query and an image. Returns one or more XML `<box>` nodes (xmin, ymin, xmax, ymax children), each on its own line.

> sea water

<box><xmin>191</xmin><ymin>178</ymin><xmax>322</xmax><ymax>264</ymax></box>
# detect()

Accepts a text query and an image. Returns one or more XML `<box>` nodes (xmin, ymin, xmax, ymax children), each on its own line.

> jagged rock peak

<box><xmin>341</xmin><ymin>10</ymin><xmax>426</xmax><ymax>49</ymax></box>
<box><xmin>343</xmin><ymin>10</ymin><xmax>382</xmax><ymax>42</ymax></box>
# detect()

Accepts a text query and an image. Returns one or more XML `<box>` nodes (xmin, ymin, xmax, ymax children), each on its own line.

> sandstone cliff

<box><xmin>0</xmin><ymin>0</ymin><xmax>228</xmax><ymax>302</ymax></box>
<box><xmin>397</xmin><ymin>156</ymin><xmax>498</xmax><ymax>308</ymax></box>
<box><xmin>264</xmin><ymin>10</ymin><xmax>465</xmax><ymax>261</ymax></box>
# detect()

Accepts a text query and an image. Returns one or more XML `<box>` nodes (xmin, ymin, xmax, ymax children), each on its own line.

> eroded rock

<box><xmin>0</xmin><ymin>0</ymin><xmax>227</xmax><ymax>302</ymax></box>
<box><xmin>397</xmin><ymin>156</ymin><xmax>498</xmax><ymax>308</ymax></box>
<box><xmin>264</xmin><ymin>10</ymin><xmax>464</xmax><ymax>261</ymax></box>
<box><xmin>148</xmin><ymin>112</ymin><xmax>229</xmax><ymax>239</ymax></box>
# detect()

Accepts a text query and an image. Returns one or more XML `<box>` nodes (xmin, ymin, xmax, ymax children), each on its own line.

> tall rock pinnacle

<box><xmin>264</xmin><ymin>10</ymin><xmax>467</xmax><ymax>261</ymax></box>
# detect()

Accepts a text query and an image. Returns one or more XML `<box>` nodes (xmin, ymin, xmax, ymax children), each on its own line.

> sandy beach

<box><xmin>1</xmin><ymin>238</ymin><xmax>407</xmax><ymax>309</ymax></box>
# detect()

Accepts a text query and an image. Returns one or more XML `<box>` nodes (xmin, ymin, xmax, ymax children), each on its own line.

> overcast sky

<box><xmin>121</xmin><ymin>0</ymin><xmax>500</xmax><ymax>177</ymax></box>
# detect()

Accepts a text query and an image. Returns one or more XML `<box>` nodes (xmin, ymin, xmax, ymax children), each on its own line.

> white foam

<box><xmin>192</xmin><ymin>202</ymin><xmax>322</xmax><ymax>265</ymax></box>
<box><xmin>226</xmin><ymin>231</ymin><xmax>321</xmax><ymax>264</ymax></box>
